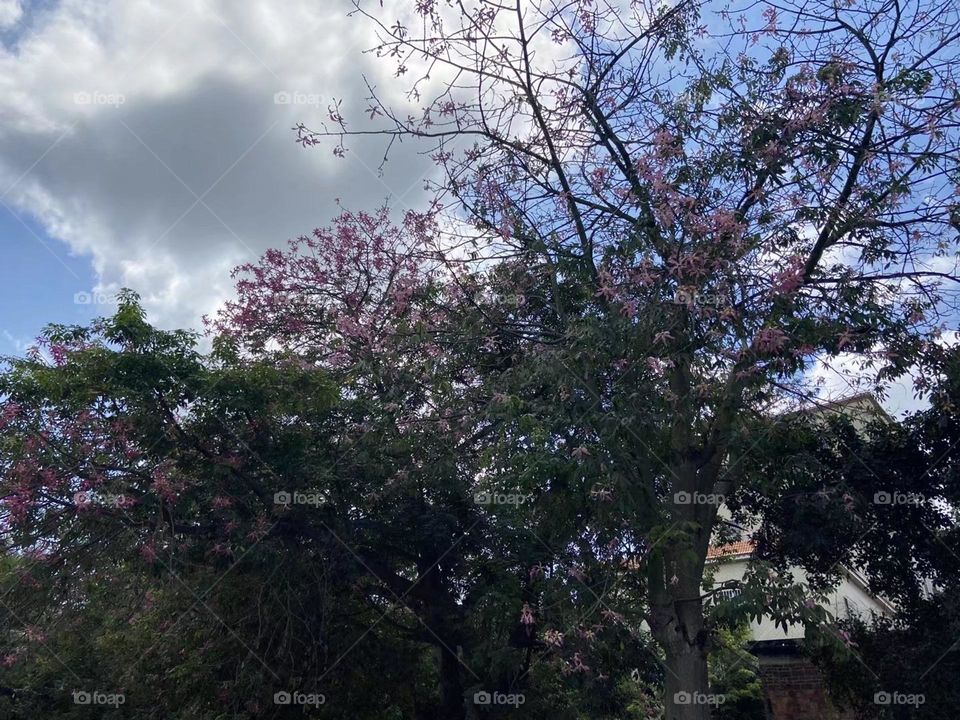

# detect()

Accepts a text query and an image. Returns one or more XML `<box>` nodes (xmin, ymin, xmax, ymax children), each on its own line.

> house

<box><xmin>705</xmin><ymin>393</ymin><xmax>895</xmax><ymax>720</ymax></box>
<box><xmin>707</xmin><ymin>540</ymin><xmax>893</xmax><ymax>720</ymax></box>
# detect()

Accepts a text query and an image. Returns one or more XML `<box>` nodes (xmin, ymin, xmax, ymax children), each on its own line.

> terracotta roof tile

<box><xmin>707</xmin><ymin>540</ymin><xmax>754</xmax><ymax>559</ymax></box>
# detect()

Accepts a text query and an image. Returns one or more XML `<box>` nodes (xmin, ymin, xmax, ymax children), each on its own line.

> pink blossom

<box><xmin>753</xmin><ymin>328</ymin><xmax>788</xmax><ymax>354</ymax></box>
<box><xmin>770</xmin><ymin>255</ymin><xmax>805</xmax><ymax>296</ymax></box>
<box><xmin>544</xmin><ymin>629</ymin><xmax>564</xmax><ymax>647</ymax></box>
<box><xmin>762</xmin><ymin>7</ymin><xmax>779</xmax><ymax>34</ymax></box>
<box><xmin>571</xmin><ymin>445</ymin><xmax>591</xmax><ymax>461</ymax></box>
<box><xmin>211</xmin><ymin>543</ymin><xmax>234</xmax><ymax>558</ymax></box>
<box><xmin>629</xmin><ymin>263</ymin><xmax>657</xmax><ymax>287</ymax></box>
<box><xmin>595</xmin><ymin>284</ymin><xmax>618</xmax><ymax>302</ymax></box>
<box><xmin>520</xmin><ymin>603</ymin><xmax>535</xmax><ymax>627</ymax></box>
<box><xmin>0</xmin><ymin>402</ymin><xmax>20</xmax><ymax>429</ymax></box>
<box><xmin>570</xmin><ymin>652</ymin><xmax>591</xmax><ymax>673</ymax></box>
<box><xmin>646</xmin><ymin>357</ymin><xmax>674</xmax><ymax>374</ymax></box>
<box><xmin>652</xmin><ymin>129</ymin><xmax>681</xmax><ymax>158</ymax></box>
<box><xmin>837</xmin><ymin>329</ymin><xmax>857</xmax><ymax>350</ymax></box>
<box><xmin>590</xmin><ymin>486</ymin><xmax>613</xmax><ymax>502</ymax></box>
<box><xmin>601</xmin><ymin>609</ymin><xmax>624</xmax><ymax>625</ymax></box>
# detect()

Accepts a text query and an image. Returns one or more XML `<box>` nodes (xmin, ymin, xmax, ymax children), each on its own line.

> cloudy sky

<box><xmin>0</xmin><ymin>0</ymin><xmax>432</xmax><ymax>347</ymax></box>
<box><xmin>0</xmin><ymin>0</ymin><xmax>945</xmax><ymax>415</ymax></box>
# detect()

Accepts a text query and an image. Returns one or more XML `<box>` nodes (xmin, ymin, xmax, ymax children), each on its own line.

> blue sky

<box><xmin>0</xmin><ymin>204</ymin><xmax>99</xmax><ymax>353</ymax></box>
<box><xmin>0</xmin><ymin>0</ymin><xmax>431</xmax><ymax>355</ymax></box>
<box><xmin>0</xmin><ymin>0</ymin><xmax>99</xmax><ymax>352</ymax></box>
<box><xmin>0</xmin><ymin>0</ymin><xmax>951</xmax><ymax>417</ymax></box>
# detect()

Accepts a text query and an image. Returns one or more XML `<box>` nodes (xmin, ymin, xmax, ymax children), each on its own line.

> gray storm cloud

<box><xmin>0</xmin><ymin>0</ymin><xmax>432</xmax><ymax>330</ymax></box>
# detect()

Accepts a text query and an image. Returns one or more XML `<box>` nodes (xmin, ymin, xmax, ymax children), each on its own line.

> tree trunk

<box><xmin>661</xmin><ymin>632</ymin><xmax>711</xmax><ymax>720</ymax></box>
<box><xmin>422</xmin><ymin>566</ymin><xmax>465</xmax><ymax>720</ymax></box>
<box><xmin>645</xmin><ymin>446</ymin><xmax>724</xmax><ymax>720</ymax></box>
<box><xmin>437</xmin><ymin>642</ymin><xmax>465</xmax><ymax>720</ymax></box>
<box><xmin>650</xmin><ymin>582</ymin><xmax>712</xmax><ymax>720</ymax></box>
<box><xmin>648</xmin><ymin>481</ymin><xmax>716</xmax><ymax>720</ymax></box>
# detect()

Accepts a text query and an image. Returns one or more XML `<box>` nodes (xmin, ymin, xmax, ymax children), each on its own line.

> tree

<box><xmin>292</xmin><ymin>0</ymin><xmax>960</xmax><ymax>716</ymax></box>
<box><xmin>214</xmin><ymin>207</ymin><xmax>665</xmax><ymax>718</ymax></box>
<box><xmin>0</xmin><ymin>291</ymin><xmax>500</xmax><ymax>719</ymax></box>
<box><xmin>0</xmin><ymin>251</ymin><xmax>659</xmax><ymax>718</ymax></box>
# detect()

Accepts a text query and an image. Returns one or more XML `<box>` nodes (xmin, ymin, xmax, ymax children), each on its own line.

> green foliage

<box><xmin>708</xmin><ymin>626</ymin><xmax>764</xmax><ymax>720</ymax></box>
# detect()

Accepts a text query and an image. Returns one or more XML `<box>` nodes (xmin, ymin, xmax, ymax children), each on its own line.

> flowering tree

<box><xmin>292</xmin><ymin>0</ymin><xmax>960</xmax><ymax>716</ymax></box>
<box><xmin>0</xmin><ymin>296</ymin><xmax>410</xmax><ymax>718</ymax></box>
<box><xmin>214</xmin><ymin>208</ymin><xmax>665</xmax><ymax>718</ymax></box>
<box><xmin>0</xmin><ymin>292</ymin><xmax>541</xmax><ymax>719</ymax></box>
<box><xmin>0</xmin><ymin>225</ymin><xmax>660</xmax><ymax>718</ymax></box>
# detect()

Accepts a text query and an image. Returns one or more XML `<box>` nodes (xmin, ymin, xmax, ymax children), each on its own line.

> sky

<box><xmin>0</xmin><ymin>0</ymin><xmax>947</xmax><ymax>416</ymax></box>
<box><xmin>0</xmin><ymin>0</ymin><xmax>431</xmax><ymax>345</ymax></box>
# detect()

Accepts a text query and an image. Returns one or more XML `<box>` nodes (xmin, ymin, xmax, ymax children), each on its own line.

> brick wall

<box><xmin>757</xmin><ymin>656</ymin><xmax>855</xmax><ymax>720</ymax></box>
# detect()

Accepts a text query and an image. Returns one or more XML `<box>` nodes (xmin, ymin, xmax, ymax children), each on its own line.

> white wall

<box><xmin>708</xmin><ymin>556</ymin><xmax>890</xmax><ymax>642</ymax></box>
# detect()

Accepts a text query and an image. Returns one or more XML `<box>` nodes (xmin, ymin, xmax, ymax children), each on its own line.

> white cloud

<box><xmin>0</xmin><ymin>0</ymin><xmax>434</xmax><ymax>330</ymax></box>
<box><xmin>810</xmin><ymin>331</ymin><xmax>960</xmax><ymax>417</ymax></box>
<box><xmin>1</xmin><ymin>328</ymin><xmax>32</xmax><ymax>354</ymax></box>
<box><xmin>0</xmin><ymin>0</ymin><xmax>22</xmax><ymax>30</ymax></box>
